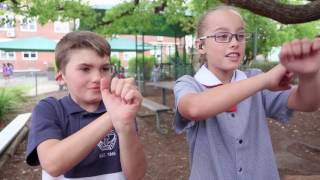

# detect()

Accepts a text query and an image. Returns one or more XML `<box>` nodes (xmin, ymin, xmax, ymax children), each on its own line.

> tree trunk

<box><xmin>223</xmin><ymin>0</ymin><xmax>320</xmax><ymax>24</ymax></box>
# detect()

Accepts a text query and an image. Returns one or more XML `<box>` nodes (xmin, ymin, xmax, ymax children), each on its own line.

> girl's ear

<box><xmin>55</xmin><ymin>71</ymin><xmax>65</xmax><ymax>85</ymax></box>
<box><xmin>195</xmin><ymin>39</ymin><xmax>206</xmax><ymax>54</ymax></box>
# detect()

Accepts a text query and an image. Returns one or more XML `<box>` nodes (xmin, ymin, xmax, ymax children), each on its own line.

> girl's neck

<box><xmin>208</xmin><ymin>66</ymin><xmax>234</xmax><ymax>84</ymax></box>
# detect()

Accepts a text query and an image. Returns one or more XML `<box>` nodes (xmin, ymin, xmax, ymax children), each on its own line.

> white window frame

<box><xmin>20</xmin><ymin>17</ymin><xmax>37</xmax><ymax>32</ymax></box>
<box><xmin>157</xmin><ymin>36</ymin><xmax>164</xmax><ymax>42</ymax></box>
<box><xmin>22</xmin><ymin>51</ymin><xmax>38</xmax><ymax>61</ymax></box>
<box><xmin>54</xmin><ymin>21</ymin><xmax>70</xmax><ymax>33</ymax></box>
<box><xmin>0</xmin><ymin>14</ymin><xmax>15</xmax><ymax>31</ymax></box>
<box><xmin>0</xmin><ymin>50</ymin><xmax>16</xmax><ymax>60</ymax></box>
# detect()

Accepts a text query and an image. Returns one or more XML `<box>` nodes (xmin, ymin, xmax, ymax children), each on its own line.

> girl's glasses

<box><xmin>199</xmin><ymin>32</ymin><xmax>252</xmax><ymax>43</ymax></box>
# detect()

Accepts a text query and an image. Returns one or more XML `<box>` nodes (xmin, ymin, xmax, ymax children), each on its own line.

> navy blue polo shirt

<box><xmin>26</xmin><ymin>95</ymin><xmax>125</xmax><ymax>179</ymax></box>
<box><xmin>174</xmin><ymin>66</ymin><xmax>293</xmax><ymax>180</ymax></box>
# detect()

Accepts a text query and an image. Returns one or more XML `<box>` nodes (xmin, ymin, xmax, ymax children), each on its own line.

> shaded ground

<box><xmin>0</xmin><ymin>85</ymin><xmax>320</xmax><ymax>180</ymax></box>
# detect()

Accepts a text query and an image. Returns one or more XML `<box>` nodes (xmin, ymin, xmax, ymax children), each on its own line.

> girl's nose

<box><xmin>229</xmin><ymin>37</ymin><xmax>240</xmax><ymax>48</ymax></box>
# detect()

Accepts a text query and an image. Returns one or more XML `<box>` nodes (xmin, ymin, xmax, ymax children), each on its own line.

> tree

<box><xmin>1</xmin><ymin>0</ymin><xmax>319</xmax><ymax>61</ymax></box>
<box><xmin>221</xmin><ymin>0</ymin><xmax>320</xmax><ymax>24</ymax></box>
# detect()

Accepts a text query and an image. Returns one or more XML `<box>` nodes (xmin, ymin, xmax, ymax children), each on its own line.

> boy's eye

<box><xmin>102</xmin><ymin>67</ymin><xmax>110</xmax><ymax>72</ymax></box>
<box><xmin>80</xmin><ymin>67</ymin><xmax>90</xmax><ymax>72</ymax></box>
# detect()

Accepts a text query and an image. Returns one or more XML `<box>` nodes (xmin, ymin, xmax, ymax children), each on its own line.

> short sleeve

<box><xmin>173</xmin><ymin>75</ymin><xmax>202</xmax><ymax>134</ymax></box>
<box><xmin>261</xmin><ymin>89</ymin><xmax>293</xmax><ymax>123</ymax></box>
<box><xmin>26</xmin><ymin>97</ymin><xmax>64</xmax><ymax>166</ymax></box>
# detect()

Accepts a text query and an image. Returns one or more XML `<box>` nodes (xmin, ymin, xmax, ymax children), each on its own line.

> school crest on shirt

<box><xmin>97</xmin><ymin>129</ymin><xmax>117</xmax><ymax>151</ymax></box>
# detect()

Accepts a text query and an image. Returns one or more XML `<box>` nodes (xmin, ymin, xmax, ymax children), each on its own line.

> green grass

<box><xmin>0</xmin><ymin>85</ymin><xmax>31</xmax><ymax>122</ymax></box>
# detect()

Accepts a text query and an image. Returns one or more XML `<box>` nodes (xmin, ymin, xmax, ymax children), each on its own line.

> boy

<box><xmin>26</xmin><ymin>31</ymin><xmax>146</xmax><ymax>180</ymax></box>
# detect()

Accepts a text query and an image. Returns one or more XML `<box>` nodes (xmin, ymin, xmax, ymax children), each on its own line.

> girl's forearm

<box><xmin>179</xmin><ymin>73</ymin><xmax>269</xmax><ymax>120</ymax></box>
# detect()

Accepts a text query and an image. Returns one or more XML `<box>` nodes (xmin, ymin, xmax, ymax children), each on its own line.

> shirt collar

<box><xmin>194</xmin><ymin>65</ymin><xmax>247</xmax><ymax>87</ymax></box>
<box><xmin>61</xmin><ymin>94</ymin><xmax>106</xmax><ymax>115</ymax></box>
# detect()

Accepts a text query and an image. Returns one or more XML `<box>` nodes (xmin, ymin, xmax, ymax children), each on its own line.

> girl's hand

<box><xmin>264</xmin><ymin>64</ymin><xmax>294</xmax><ymax>91</ymax></box>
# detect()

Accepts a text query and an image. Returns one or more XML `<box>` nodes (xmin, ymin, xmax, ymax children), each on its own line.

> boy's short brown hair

<box><xmin>55</xmin><ymin>31</ymin><xmax>111</xmax><ymax>72</ymax></box>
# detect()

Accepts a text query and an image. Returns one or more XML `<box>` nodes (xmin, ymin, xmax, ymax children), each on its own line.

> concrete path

<box><xmin>0</xmin><ymin>76</ymin><xmax>60</xmax><ymax>96</ymax></box>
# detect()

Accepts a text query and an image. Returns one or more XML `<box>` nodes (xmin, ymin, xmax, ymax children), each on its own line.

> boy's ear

<box><xmin>55</xmin><ymin>72</ymin><xmax>65</xmax><ymax>85</ymax></box>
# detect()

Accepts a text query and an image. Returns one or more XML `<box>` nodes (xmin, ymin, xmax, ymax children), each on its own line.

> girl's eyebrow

<box><xmin>213</xmin><ymin>27</ymin><xmax>245</xmax><ymax>32</ymax></box>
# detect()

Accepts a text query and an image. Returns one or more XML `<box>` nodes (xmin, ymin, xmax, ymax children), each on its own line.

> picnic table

<box><xmin>146</xmin><ymin>81</ymin><xmax>174</xmax><ymax>105</ymax></box>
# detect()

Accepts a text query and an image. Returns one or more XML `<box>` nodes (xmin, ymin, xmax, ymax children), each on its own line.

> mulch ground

<box><xmin>0</xmin><ymin>85</ymin><xmax>319</xmax><ymax>180</ymax></box>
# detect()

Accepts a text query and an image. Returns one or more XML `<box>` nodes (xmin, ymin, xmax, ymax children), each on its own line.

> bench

<box><xmin>0</xmin><ymin>113</ymin><xmax>31</xmax><ymax>168</ymax></box>
<box><xmin>141</xmin><ymin>98</ymin><xmax>171</xmax><ymax>134</ymax></box>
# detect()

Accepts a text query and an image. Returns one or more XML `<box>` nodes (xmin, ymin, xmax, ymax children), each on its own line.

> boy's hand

<box><xmin>279</xmin><ymin>38</ymin><xmax>320</xmax><ymax>76</ymax></box>
<box><xmin>100</xmin><ymin>77</ymin><xmax>142</xmax><ymax>134</ymax></box>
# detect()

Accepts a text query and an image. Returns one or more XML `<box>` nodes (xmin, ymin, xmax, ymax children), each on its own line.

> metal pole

<box><xmin>142</xmin><ymin>33</ymin><xmax>145</xmax><ymax>82</ymax></box>
<box><xmin>35</xmin><ymin>72</ymin><xmax>38</xmax><ymax>96</ymax></box>
<box><xmin>253</xmin><ymin>27</ymin><xmax>258</xmax><ymax>62</ymax></box>
<box><xmin>135</xmin><ymin>34</ymin><xmax>138</xmax><ymax>76</ymax></box>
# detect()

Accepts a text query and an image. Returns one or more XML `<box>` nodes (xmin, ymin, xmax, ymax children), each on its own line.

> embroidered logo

<box><xmin>97</xmin><ymin>129</ymin><xmax>117</xmax><ymax>151</ymax></box>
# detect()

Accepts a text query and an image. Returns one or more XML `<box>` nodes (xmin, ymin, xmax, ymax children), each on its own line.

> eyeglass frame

<box><xmin>198</xmin><ymin>32</ymin><xmax>252</xmax><ymax>43</ymax></box>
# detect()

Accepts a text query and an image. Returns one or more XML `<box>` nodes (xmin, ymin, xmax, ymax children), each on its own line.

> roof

<box><xmin>0</xmin><ymin>36</ymin><xmax>154</xmax><ymax>52</ymax></box>
<box><xmin>109</xmin><ymin>37</ymin><xmax>154</xmax><ymax>52</ymax></box>
<box><xmin>0</xmin><ymin>37</ymin><xmax>57</xmax><ymax>52</ymax></box>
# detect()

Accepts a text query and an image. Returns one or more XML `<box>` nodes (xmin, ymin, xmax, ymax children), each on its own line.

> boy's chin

<box><xmin>87</xmin><ymin>96</ymin><xmax>102</xmax><ymax>104</ymax></box>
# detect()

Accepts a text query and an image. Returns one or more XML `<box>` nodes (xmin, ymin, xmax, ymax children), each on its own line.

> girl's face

<box><xmin>61</xmin><ymin>49</ymin><xmax>112</xmax><ymax>111</ymax></box>
<box><xmin>199</xmin><ymin>10</ymin><xmax>246</xmax><ymax>76</ymax></box>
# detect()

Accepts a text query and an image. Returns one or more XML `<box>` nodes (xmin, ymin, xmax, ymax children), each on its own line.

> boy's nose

<box><xmin>92</xmin><ymin>71</ymin><xmax>104</xmax><ymax>82</ymax></box>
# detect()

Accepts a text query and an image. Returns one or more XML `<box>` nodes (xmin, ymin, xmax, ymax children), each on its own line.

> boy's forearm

<box><xmin>118</xmin><ymin>125</ymin><xmax>146</xmax><ymax>180</ymax></box>
<box><xmin>288</xmin><ymin>71</ymin><xmax>320</xmax><ymax>111</ymax></box>
<box><xmin>38</xmin><ymin>113</ymin><xmax>113</xmax><ymax>176</ymax></box>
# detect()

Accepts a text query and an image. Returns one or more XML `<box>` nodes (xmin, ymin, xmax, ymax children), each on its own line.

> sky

<box><xmin>85</xmin><ymin>0</ymin><xmax>124</xmax><ymax>7</ymax></box>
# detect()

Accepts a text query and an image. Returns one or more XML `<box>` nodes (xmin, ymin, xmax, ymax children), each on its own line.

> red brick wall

<box><xmin>0</xmin><ymin>20</ymin><xmax>68</xmax><ymax>71</ymax></box>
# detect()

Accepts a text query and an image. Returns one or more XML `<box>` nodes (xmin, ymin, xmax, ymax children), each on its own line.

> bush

<box><xmin>127</xmin><ymin>55</ymin><xmax>156</xmax><ymax>80</ymax></box>
<box><xmin>0</xmin><ymin>86</ymin><xmax>27</xmax><ymax>122</ymax></box>
<box><xmin>111</xmin><ymin>55</ymin><xmax>121</xmax><ymax>67</ymax></box>
<box><xmin>241</xmin><ymin>61</ymin><xmax>278</xmax><ymax>72</ymax></box>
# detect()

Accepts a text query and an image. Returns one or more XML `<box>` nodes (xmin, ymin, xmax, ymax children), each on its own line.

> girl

<box><xmin>174</xmin><ymin>6</ymin><xmax>320</xmax><ymax>180</ymax></box>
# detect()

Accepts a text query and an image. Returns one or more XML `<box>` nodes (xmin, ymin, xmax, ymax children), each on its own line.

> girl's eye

<box><xmin>216</xmin><ymin>34</ymin><xmax>229</xmax><ymax>40</ymax></box>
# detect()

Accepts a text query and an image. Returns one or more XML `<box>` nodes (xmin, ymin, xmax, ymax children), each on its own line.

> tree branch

<box><xmin>154</xmin><ymin>0</ymin><xmax>167</xmax><ymax>13</ymax></box>
<box><xmin>96</xmin><ymin>0</ymin><xmax>168</xmax><ymax>27</ymax></box>
<box><xmin>223</xmin><ymin>0</ymin><xmax>320</xmax><ymax>24</ymax></box>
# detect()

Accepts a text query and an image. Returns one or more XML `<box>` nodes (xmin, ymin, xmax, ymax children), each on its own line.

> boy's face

<box><xmin>200</xmin><ymin>10</ymin><xmax>246</xmax><ymax>74</ymax></box>
<box><xmin>61</xmin><ymin>49</ymin><xmax>112</xmax><ymax>109</ymax></box>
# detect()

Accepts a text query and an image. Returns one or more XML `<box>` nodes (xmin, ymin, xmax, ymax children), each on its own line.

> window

<box><xmin>0</xmin><ymin>50</ymin><xmax>15</xmax><ymax>60</ymax></box>
<box><xmin>157</xmin><ymin>36</ymin><xmax>164</xmax><ymax>42</ymax></box>
<box><xmin>0</xmin><ymin>14</ymin><xmax>15</xmax><ymax>31</ymax></box>
<box><xmin>20</xmin><ymin>17</ymin><xmax>37</xmax><ymax>32</ymax></box>
<box><xmin>22</xmin><ymin>51</ymin><xmax>38</xmax><ymax>60</ymax></box>
<box><xmin>166</xmin><ymin>45</ymin><xmax>175</xmax><ymax>56</ymax></box>
<box><xmin>54</xmin><ymin>21</ymin><xmax>70</xmax><ymax>33</ymax></box>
